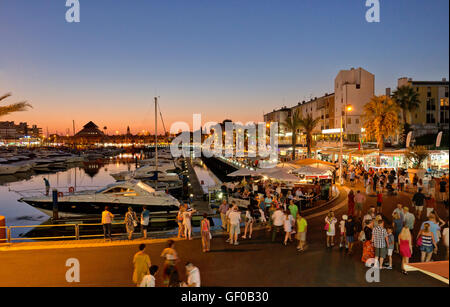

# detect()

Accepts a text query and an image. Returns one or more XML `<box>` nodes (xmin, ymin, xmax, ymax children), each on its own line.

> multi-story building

<box><xmin>264</xmin><ymin>67</ymin><xmax>374</xmax><ymax>149</ymax></box>
<box><xmin>397</xmin><ymin>77</ymin><xmax>449</xmax><ymax>136</ymax></box>
<box><xmin>263</xmin><ymin>106</ymin><xmax>291</xmax><ymax>145</ymax></box>
<box><xmin>334</xmin><ymin>67</ymin><xmax>375</xmax><ymax>141</ymax></box>
<box><xmin>0</xmin><ymin>121</ymin><xmax>43</xmax><ymax>140</ymax></box>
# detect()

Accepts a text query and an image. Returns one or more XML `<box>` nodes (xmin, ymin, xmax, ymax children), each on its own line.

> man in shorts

<box><xmin>372</xmin><ymin>220</ymin><xmax>389</xmax><ymax>268</ymax></box>
<box><xmin>228</xmin><ymin>205</ymin><xmax>241</xmax><ymax>245</ymax></box>
<box><xmin>412</xmin><ymin>188</ymin><xmax>426</xmax><ymax>219</ymax></box>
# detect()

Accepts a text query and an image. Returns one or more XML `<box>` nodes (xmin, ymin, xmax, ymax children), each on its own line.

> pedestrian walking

<box><xmin>140</xmin><ymin>206</ymin><xmax>150</xmax><ymax>239</ymax></box>
<box><xmin>386</xmin><ymin>227</ymin><xmax>394</xmax><ymax>270</ymax></box>
<box><xmin>161</xmin><ymin>240</ymin><xmax>179</xmax><ymax>287</ymax></box>
<box><xmin>228</xmin><ymin>205</ymin><xmax>241</xmax><ymax>245</ymax></box>
<box><xmin>403</xmin><ymin>207</ymin><xmax>415</xmax><ymax>234</ymax></box>
<box><xmin>398</xmin><ymin>226</ymin><xmax>413</xmax><ymax>275</ymax></box>
<box><xmin>417</xmin><ymin>223</ymin><xmax>437</xmax><ymax>263</ymax></box>
<box><xmin>442</xmin><ymin>221</ymin><xmax>449</xmax><ymax>260</ymax></box>
<box><xmin>43</xmin><ymin>178</ymin><xmax>50</xmax><ymax>196</ymax></box>
<box><xmin>392</xmin><ymin>212</ymin><xmax>403</xmax><ymax>253</ymax></box>
<box><xmin>347</xmin><ymin>190</ymin><xmax>355</xmax><ymax>217</ymax></box>
<box><xmin>372</xmin><ymin>219</ymin><xmax>389</xmax><ymax>269</ymax></box>
<box><xmin>133</xmin><ymin>244</ymin><xmax>151</xmax><ymax>287</ymax></box>
<box><xmin>271</xmin><ymin>206</ymin><xmax>285</xmax><ymax>242</ymax></box>
<box><xmin>354</xmin><ymin>190</ymin><xmax>366</xmax><ymax>218</ymax></box>
<box><xmin>200</xmin><ymin>213</ymin><xmax>211</xmax><ymax>252</ymax></box>
<box><xmin>325</xmin><ymin>211</ymin><xmax>337</xmax><ymax>248</ymax></box>
<box><xmin>218</xmin><ymin>200</ymin><xmax>229</xmax><ymax>231</ymax></box>
<box><xmin>339</xmin><ymin>215</ymin><xmax>347</xmax><ymax>249</ymax></box>
<box><xmin>101</xmin><ymin>205</ymin><xmax>114</xmax><ymax>241</ymax></box>
<box><xmin>282</xmin><ymin>210</ymin><xmax>294</xmax><ymax>246</ymax></box>
<box><xmin>412</xmin><ymin>188</ymin><xmax>426</xmax><ymax>219</ymax></box>
<box><xmin>183</xmin><ymin>208</ymin><xmax>197</xmax><ymax>240</ymax></box>
<box><xmin>439</xmin><ymin>177</ymin><xmax>448</xmax><ymax>202</ymax></box>
<box><xmin>177</xmin><ymin>207</ymin><xmax>185</xmax><ymax>238</ymax></box>
<box><xmin>242</xmin><ymin>205</ymin><xmax>255</xmax><ymax>239</ymax></box>
<box><xmin>125</xmin><ymin>206</ymin><xmax>138</xmax><ymax>240</ymax></box>
<box><xmin>296</xmin><ymin>212</ymin><xmax>308</xmax><ymax>252</ymax></box>
<box><xmin>345</xmin><ymin>216</ymin><xmax>356</xmax><ymax>254</ymax></box>
<box><xmin>376</xmin><ymin>190</ymin><xmax>383</xmax><ymax>214</ymax></box>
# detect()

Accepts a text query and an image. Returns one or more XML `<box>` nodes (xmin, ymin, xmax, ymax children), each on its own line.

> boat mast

<box><xmin>155</xmin><ymin>97</ymin><xmax>158</xmax><ymax>174</ymax></box>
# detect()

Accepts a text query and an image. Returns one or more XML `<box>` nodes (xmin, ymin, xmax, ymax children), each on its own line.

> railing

<box><xmin>0</xmin><ymin>216</ymin><xmax>179</xmax><ymax>243</ymax></box>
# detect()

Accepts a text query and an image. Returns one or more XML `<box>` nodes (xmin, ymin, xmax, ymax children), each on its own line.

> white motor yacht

<box><xmin>18</xmin><ymin>180</ymin><xmax>180</xmax><ymax>217</ymax></box>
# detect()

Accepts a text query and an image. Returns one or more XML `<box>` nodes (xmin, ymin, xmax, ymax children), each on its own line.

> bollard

<box><xmin>0</xmin><ymin>216</ymin><xmax>6</xmax><ymax>243</ymax></box>
<box><xmin>52</xmin><ymin>189</ymin><xmax>59</xmax><ymax>221</ymax></box>
<box><xmin>74</xmin><ymin>224</ymin><xmax>80</xmax><ymax>240</ymax></box>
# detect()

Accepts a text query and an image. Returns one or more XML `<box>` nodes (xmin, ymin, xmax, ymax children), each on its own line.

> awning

<box><xmin>404</xmin><ymin>261</ymin><xmax>449</xmax><ymax>284</ymax></box>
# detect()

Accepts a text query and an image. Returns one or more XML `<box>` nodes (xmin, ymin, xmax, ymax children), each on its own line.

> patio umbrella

<box><xmin>227</xmin><ymin>168</ymin><xmax>259</xmax><ymax>177</ymax></box>
<box><xmin>291</xmin><ymin>165</ymin><xmax>331</xmax><ymax>177</ymax></box>
<box><xmin>267</xmin><ymin>169</ymin><xmax>300</xmax><ymax>182</ymax></box>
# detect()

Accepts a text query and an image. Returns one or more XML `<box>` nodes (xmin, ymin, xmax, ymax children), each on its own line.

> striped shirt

<box><xmin>422</xmin><ymin>234</ymin><xmax>433</xmax><ymax>247</ymax></box>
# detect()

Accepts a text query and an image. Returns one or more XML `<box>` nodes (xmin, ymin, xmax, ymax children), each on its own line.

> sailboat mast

<box><xmin>155</xmin><ymin>97</ymin><xmax>158</xmax><ymax>173</ymax></box>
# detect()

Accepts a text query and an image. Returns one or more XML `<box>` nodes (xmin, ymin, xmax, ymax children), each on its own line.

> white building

<box><xmin>334</xmin><ymin>67</ymin><xmax>375</xmax><ymax>141</ymax></box>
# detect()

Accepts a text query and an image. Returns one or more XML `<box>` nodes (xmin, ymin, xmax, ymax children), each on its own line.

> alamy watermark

<box><xmin>365</xmin><ymin>0</ymin><xmax>380</xmax><ymax>23</ymax></box>
<box><xmin>65</xmin><ymin>0</ymin><xmax>80</xmax><ymax>23</ymax></box>
<box><xmin>65</xmin><ymin>258</ymin><xmax>80</xmax><ymax>283</ymax></box>
<box><xmin>169</xmin><ymin>114</ymin><xmax>278</xmax><ymax>161</ymax></box>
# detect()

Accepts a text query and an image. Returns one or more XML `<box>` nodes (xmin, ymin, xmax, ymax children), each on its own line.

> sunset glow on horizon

<box><xmin>1</xmin><ymin>0</ymin><xmax>448</xmax><ymax>135</ymax></box>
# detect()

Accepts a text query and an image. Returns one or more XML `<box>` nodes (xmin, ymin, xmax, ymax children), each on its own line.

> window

<box><xmin>427</xmin><ymin>87</ymin><xmax>431</xmax><ymax>98</ymax></box>
<box><xmin>427</xmin><ymin>98</ymin><xmax>436</xmax><ymax>111</ymax></box>
<box><xmin>440</xmin><ymin>111</ymin><xmax>449</xmax><ymax>124</ymax></box>
<box><xmin>356</xmin><ymin>118</ymin><xmax>359</xmax><ymax>124</ymax></box>
<box><xmin>347</xmin><ymin>118</ymin><xmax>352</xmax><ymax>124</ymax></box>
<box><xmin>356</xmin><ymin>84</ymin><xmax>360</xmax><ymax>89</ymax></box>
<box><xmin>445</xmin><ymin>87</ymin><xmax>449</xmax><ymax>98</ymax></box>
<box><xmin>426</xmin><ymin>113</ymin><xmax>436</xmax><ymax>124</ymax></box>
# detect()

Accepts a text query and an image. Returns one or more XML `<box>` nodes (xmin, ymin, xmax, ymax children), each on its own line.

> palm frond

<box><xmin>0</xmin><ymin>102</ymin><xmax>32</xmax><ymax>117</ymax></box>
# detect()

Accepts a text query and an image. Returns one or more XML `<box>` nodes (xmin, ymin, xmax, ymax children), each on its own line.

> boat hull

<box><xmin>21</xmin><ymin>200</ymin><xmax>179</xmax><ymax>217</ymax></box>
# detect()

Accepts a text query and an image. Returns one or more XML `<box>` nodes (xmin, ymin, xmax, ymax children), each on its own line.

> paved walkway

<box><xmin>0</xmin><ymin>183</ymin><xmax>448</xmax><ymax>287</ymax></box>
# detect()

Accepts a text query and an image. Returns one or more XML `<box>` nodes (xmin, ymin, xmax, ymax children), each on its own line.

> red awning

<box><xmin>405</xmin><ymin>261</ymin><xmax>449</xmax><ymax>284</ymax></box>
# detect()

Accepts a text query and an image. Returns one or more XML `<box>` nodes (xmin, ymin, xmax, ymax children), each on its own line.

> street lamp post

<box><xmin>339</xmin><ymin>105</ymin><xmax>353</xmax><ymax>185</ymax></box>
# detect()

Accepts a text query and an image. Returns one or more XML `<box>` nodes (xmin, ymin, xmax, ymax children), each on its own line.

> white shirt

<box><xmin>283</xmin><ymin>215</ymin><xmax>294</xmax><ymax>232</ymax></box>
<box><xmin>229</xmin><ymin>211</ymin><xmax>241</xmax><ymax>225</ymax></box>
<box><xmin>272</xmin><ymin>210</ymin><xmax>285</xmax><ymax>226</ymax></box>
<box><xmin>187</xmin><ymin>267</ymin><xmax>201</xmax><ymax>287</ymax></box>
<box><xmin>139</xmin><ymin>275</ymin><xmax>155</xmax><ymax>287</ymax></box>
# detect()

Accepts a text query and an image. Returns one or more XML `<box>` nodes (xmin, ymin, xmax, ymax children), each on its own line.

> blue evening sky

<box><xmin>0</xmin><ymin>0</ymin><xmax>448</xmax><ymax>134</ymax></box>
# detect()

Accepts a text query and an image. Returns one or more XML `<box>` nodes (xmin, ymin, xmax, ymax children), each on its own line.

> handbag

<box><xmin>324</xmin><ymin>223</ymin><xmax>329</xmax><ymax>231</ymax></box>
<box><xmin>358</xmin><ymin>231</ymin><xmax>366</xmax><ymax>242</ymax></box>
<box><xmin>416</xmin><ymin>236</ymin><xmax>422</xmax><ymax>247</ymax></box>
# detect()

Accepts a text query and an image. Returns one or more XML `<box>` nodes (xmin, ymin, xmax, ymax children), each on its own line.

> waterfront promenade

<box><xmin>0</xmin><ymin>183</ymin><xmax>448</xmax><ymax>287</ymax></box>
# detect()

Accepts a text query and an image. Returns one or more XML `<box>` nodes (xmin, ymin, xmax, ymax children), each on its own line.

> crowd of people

<box><xmin>97</xmin><ymin>162</ymin><xmax>450</xmax><ymax>286</ymax></box>
<box><xmin>132</xmin><ymin>241</ymin><xmax>201</xmax><ymax>287</ymax></box>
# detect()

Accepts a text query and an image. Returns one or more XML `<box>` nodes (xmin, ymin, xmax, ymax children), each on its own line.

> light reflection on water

<box><xmin>0</xmin><ymin>159</ymin><xmax>137</xmax><ymax>238</ymax></box>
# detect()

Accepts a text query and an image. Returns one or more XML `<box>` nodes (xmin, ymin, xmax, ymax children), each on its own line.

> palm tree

<box><xmin>392</xmin><ymin>85</ymin><xmax>420</xmax><ymax>146</ymax></box>
<box><xmin>283</xmin><ymin>109</ymin><xmax>302</xmax><ymax>160</ymax></box>
<box><xmin>391</xmin><ymin>85</ymin><xmax>420</xmax><ymax>125</ymax></box>
<box><xmin>0</xmin><ymin>93</ymin><xmax>32</xmax><ymax>117</ymax></box>
<box><xmin>363</xmin><ymin>95</ymin><xmax>400</xmax><ymax>151</ymax></box>
<box><xmin>298</xmin><ymin>113</ymin><xmax>321</xmax><ymax>158</ymax></box>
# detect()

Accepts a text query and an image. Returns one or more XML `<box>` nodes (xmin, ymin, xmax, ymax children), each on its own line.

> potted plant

<box><xmin>405</xmin><ymin>146</ymin><xmax>429</xmax><ymax>182</ymax></box>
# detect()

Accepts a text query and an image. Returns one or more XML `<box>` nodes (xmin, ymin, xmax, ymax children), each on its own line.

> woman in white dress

<box><xmin>283</xmin><ymin>210</ymin><xmax>295</xmax><ymax>245</ymax></box>
<box><xmin>325</xmin><ymin>211</ymin><xmax>338</xmax><ymax>248</ymax></box>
